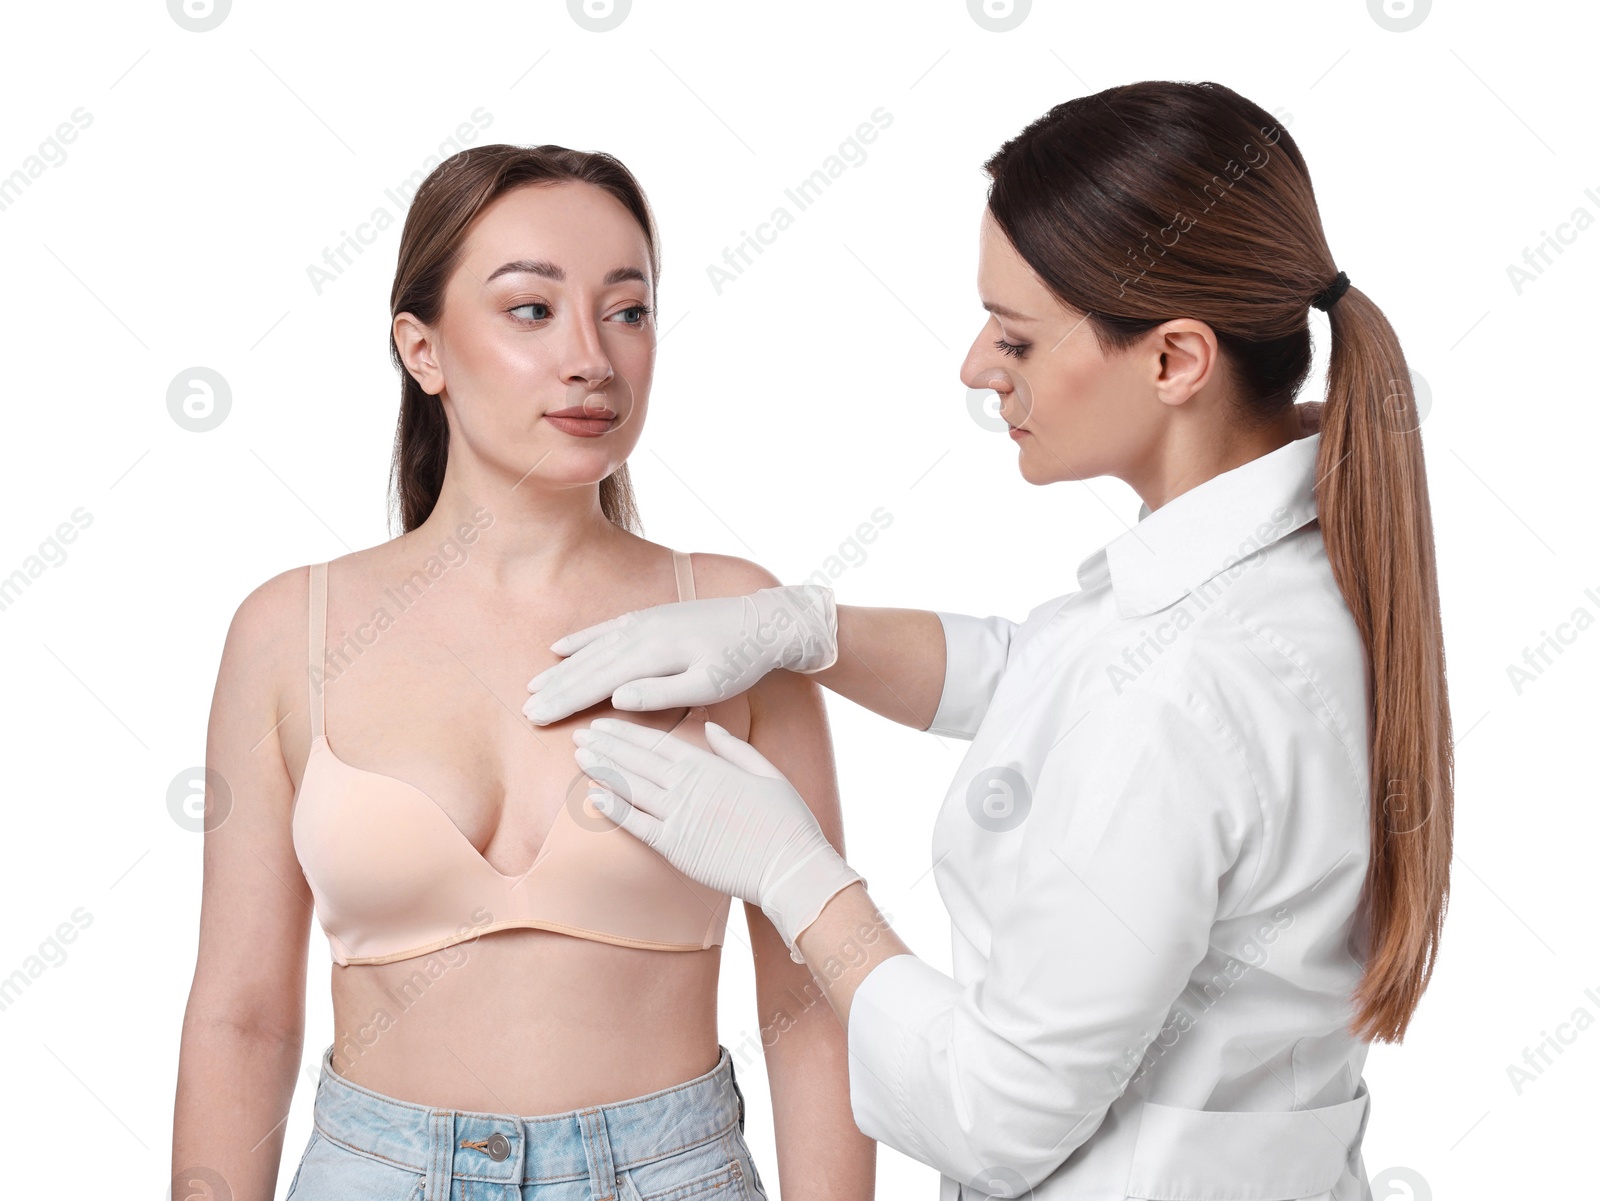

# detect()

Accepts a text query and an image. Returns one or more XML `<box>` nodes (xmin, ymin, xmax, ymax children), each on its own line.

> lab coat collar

<box><xmin>1075</xmin><ymin>432</ymin><xmax>1322</xmax><ymax>618</ymax></box>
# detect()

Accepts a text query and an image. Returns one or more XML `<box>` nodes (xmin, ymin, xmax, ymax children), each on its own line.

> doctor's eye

<box><xmin>993</xmin><ymin>337</ymin><xmax>1028</xmax><ymax>359</ymax></box>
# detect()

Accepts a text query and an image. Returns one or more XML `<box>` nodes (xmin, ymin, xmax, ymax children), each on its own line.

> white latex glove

<box><xmin>524</xmin><ymin>585</ymin><xmax>838</xmax><ymax>725</ymax></box>
<box><xmin>573</xmin><ymin>716</ymin><xmax>863</xmax><ymax>964</ymax></box>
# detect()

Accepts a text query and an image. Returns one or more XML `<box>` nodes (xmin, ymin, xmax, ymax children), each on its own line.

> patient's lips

<box><xmin>544</xmin><ymin>403</ymin><xmax>618</xmax><ymax>437</ymax></box>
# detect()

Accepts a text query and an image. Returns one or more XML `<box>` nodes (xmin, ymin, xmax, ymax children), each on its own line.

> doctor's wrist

<box><xmin>791</xmin><ymin>880</ymin><xmax>915</xmax><ymax>1027</ymax></box>
<box><xmin>761</xmin><ymin>843</ymin><xmax>864</xmax><ymax>964</ymax></box>
<box><xmin>754</xmin><ymin>585</ymin><xmax>839</xmax><ymax>675</ymax></box>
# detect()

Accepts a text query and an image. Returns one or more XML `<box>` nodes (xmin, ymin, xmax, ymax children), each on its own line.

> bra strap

<box><xmin>308</xmin><ymin>562</ymin><xmax>327</xmax><ymax>739</ymax></box>
<box><xmin>672</xmin><ymin>549</ymin><xmax>696</xmax><ymax>602</ymax></box>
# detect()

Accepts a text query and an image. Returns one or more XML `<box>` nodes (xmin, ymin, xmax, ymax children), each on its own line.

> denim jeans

<box><xmin>284</xmin><ymin>1042</ymin><xmax>770</xmax><ymax>1200</ymax></box>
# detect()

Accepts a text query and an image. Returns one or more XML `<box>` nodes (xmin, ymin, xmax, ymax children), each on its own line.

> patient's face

<box><xmin>425</xmin><ymin>180</ymin><xmax>657</xmax><ymax>495</ymax></box>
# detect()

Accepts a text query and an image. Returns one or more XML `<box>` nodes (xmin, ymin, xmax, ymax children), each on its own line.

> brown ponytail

<box><xmin>1315</xmin><ymin>286</ymin><xmax>1452</xmax><ymax>1043</ymax></box>
<box><xmin>983</xmin><ymin>80</ymin><xmax>1452</xmax><ymax>1042</ymax></box>
<box><xmin>386</xmin><ymin>143</ymin><xmax>650</xmax><ymax>535</ymax></box>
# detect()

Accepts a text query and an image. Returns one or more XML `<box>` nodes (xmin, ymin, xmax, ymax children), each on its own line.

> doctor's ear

<box><xmin>394</xmin><ymin>311</ymin><xmax>445</xmax><ymax>396</ymax></box>
<box><xmin>1149</xmin><ymin>318</ymin><xmax>1222</xmax><ymax>408</ymax></box>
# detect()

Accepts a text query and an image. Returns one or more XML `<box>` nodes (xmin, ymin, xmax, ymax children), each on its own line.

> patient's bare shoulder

<box><xmin>678</xmin><ymin>551</ymin><xmax>782</xmax><ymax>598</ymax></box>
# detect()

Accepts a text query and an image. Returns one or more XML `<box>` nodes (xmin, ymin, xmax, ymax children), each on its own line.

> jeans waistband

<box><xmin>310</xmin><ymin>1041</ymin><xmax>746</xmax><ymax>1193</ymax></box>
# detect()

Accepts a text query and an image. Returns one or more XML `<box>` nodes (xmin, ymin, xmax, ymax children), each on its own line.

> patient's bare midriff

<box><xmin>325</xmin><ymin>930</ymin><xmax>722</xmax><ymax>1114</ymax></box>
<box><xmin>299</xmin><ymin>551</ymin><xmax>748</xmax><ymax>1114</ymax></box>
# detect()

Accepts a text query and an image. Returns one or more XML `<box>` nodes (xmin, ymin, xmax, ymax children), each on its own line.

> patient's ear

<box><xmin>394</xmin><ymin>311</ymin><xmax>445</xmax><ymax>396</ymax></box>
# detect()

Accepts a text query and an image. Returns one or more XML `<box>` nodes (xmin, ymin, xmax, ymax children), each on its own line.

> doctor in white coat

<box><xmin>525</xmin><ymin>80</ymin><xmax>1453</xmax><ymax>1200</ymax></box>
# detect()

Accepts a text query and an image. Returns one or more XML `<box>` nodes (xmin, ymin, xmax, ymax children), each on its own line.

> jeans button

<box><xmin>486</xmin><ymin>1132</ymin><xmax>510</xmax><ymax>1161</ymax></box>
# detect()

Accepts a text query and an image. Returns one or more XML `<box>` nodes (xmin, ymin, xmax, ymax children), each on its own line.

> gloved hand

<box><xmin>524</xmin><ymin>585</ymin><xmax>839</xmax><ymax>725</ymax></box>
<box><xmin>573</xmin><ymin>717</ymin><xmax>863</xmax><ymax>964</ymax></box>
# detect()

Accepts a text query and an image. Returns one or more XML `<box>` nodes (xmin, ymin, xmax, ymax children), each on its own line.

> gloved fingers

<box><xmin>703</xmin><ymin>721</ymin><xmax>786</xmax><ymax>780</ymax></box>
<box><xmin>524</xmin><ymin>661</ymin><xmax>607</xmax><ymax>724</ymax></box>
<box><xmin>574</xmin><ymin>727</ymin><xmax>685</xmax><ymax>789</ymax></box>
<box><xmin>545</xmin><ymin>629</ymin><xmax>649</xmax><ymax>687</ymax></box>
<box><xmin>546</xmin><ymin>614</ymin><xmax>631</xmax><ymax>658</ymax></box>
<box><xmin>545</xmin><ymin>595</ymin><xmax>687</xmax><ymax>658</ymax></box>
<box><xmin>582</xmin><ymin>716</ymin><xmax>707</xmax><ymax>771</ymax></box>
<box><xmin>524</xmin><ymin>686</ymin><xmax>590</xmax><ymax>724</ymax></box>
<box><xmin>526</xmin><ymin>635</ymin><xmax>661</xmax><ymax>723</ymax></box>
<box><xmin>528</xmin><ymin>622</ymin><xmax>617</xmax><ymax>683</ymax></box>
<box><xmin>577</xmin><ymin>753</ymin><xmax>667</xmax><ymax>813</ymax></box>
<box><xmin>587</xmin><ymin>784</ymin><xmax>663</xmax><ymax>847</ymax></box>
<box><xmin>526</xmin><ymin>631</ymin><xmax>623</xmax><ymax>709</ymax></box>
<box><xmin>613</xmin><ymin>674</ymin><xmax>715</xmax><ymax>711</ymax></box>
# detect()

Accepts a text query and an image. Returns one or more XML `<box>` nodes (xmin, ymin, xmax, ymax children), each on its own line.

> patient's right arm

<box><xmin>172</xmin><ymin>568</ymin><xmax>313</xmax><ymax>1201</ymax></box>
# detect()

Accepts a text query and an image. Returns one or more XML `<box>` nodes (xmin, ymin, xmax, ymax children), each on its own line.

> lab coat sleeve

<box><xmin>847</xmin><ymin>684</ymin><xmax>1260</xmax><ymax>1192</ymax></box>
<box><xmin>925</xmin><ymin>611</ymin><xmax>1020</xmax><ymax>740</ymax></box>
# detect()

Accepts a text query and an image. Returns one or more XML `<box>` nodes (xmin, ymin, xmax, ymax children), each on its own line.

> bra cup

<box><xmin>294</xmin><ymin>742</ymin><xmax>508</xmax><ymax>957</ymax></box>
<box><xmin>295</xmin><ymin>553</ymin><xmax>729</xmax><ymax>966</ymax></box>
<box><xmin>294</xmin><ymin>707</ymin><xmax>730</xmax><ymax>964</ymax></box>
<box><xmin>547</xmin><ymin>706</ymin><xmax>726</xmax><ymax>941</ymax></box>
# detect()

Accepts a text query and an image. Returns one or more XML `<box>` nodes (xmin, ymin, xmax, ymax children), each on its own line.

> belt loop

<box><xmin>577</xmin><ymin>1107</ymin><xmax>618</xmax><ymax>1201</ymax></box>
<box><xmin>723</xmin><ymin>1046</ymin><xmax>746</xmax><ymax>1133</ymax></box>
<box><xmin>425</xmin><ymin>1110</ymin><xmax>455</xmax><ymax>1201</ymax></box>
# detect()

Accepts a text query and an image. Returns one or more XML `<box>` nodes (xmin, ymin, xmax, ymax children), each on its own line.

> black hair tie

<box><xmin>1310</xmin><ymin>270</ymin><xmax>1351</xmax><ymax>311</ymax></box>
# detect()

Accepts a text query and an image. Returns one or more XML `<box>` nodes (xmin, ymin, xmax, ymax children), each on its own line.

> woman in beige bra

<box><xmin>171</xmin><ymin>144</ymin><xmax>873</xmax><ymax>1200</ymax></box>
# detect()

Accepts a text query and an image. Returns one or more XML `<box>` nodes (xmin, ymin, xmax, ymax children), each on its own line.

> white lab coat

<box><xmin>846</xmin><ymin>431</ymin><xmax>1376</xmax><ymax>1200</ymax></box>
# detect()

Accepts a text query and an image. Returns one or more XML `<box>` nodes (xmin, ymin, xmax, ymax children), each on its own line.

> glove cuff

<box><xmin>761</xmin><ymin>843</ymin><xmax>864</xmax><ymax>965</ymax></box>
<box><xmin>756</xmin><ymin>584</ymin><xmax>839</xmax><ymax>675</ymax></box>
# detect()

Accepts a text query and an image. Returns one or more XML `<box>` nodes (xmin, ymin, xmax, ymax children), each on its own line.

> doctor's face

<box><xmin>961</xmin><ymin>207</ymin><xmax>1161</xmax><ymax>487</ymax></box>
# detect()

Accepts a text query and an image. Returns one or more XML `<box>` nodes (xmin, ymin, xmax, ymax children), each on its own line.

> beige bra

<box><xmin>291</xmin><ymin>550</ymin><xmax>731</xmax><ymax>965</ymax></box>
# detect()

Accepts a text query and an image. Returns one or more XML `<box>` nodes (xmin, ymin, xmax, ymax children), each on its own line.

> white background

<box><xmin>2</xmin><ymin>0</ymin><xmax>1594</xmax><ymax>1196</ymax></box>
